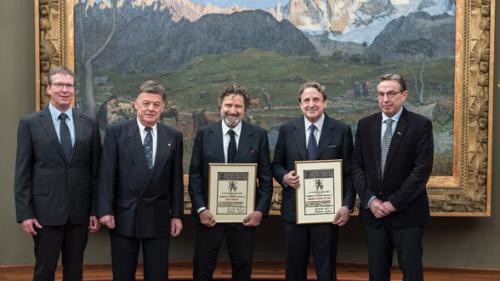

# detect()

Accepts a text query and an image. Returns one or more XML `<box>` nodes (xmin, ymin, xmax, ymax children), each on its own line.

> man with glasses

<box><xmin>272</xmin><ymin>81</ymin><xmax>356</xmax><ymax>281</ymax></box>
<box><xmin>97</xmin><ymin>80</ymin><xmax>184</xmax><ymax>281</ymax></box>
<box><xmin>351</xmin><ymin>74</ymin><xmax>434</xmax><ymax>281</ymax></box>
<box><xmin>14</xmin><ymin>67</ymin><xmax>101</xmax><ymax>281</ymax></box>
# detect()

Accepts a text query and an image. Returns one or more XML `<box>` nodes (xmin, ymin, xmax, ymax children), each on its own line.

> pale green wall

<box><xmin>1</xmin><ymin>0</ymin><xmax>499</xmax><ymax>268</ymax></box>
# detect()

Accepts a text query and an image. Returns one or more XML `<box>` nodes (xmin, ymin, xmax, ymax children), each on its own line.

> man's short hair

<box><xmin>218</xmin><ymin>84</ymin><xmax>250</xmax><ymax>109</ymax></box>
<box><xmin>297</xmin><ymin>81</ymin><xmax>327</xmax><ymax>103</ymax></box>
<box><xmin>138</xmin><ymin>80</ymin><xmax>167</xmax><ymax>101</ymax></box>
<box><xmin>48</xmin><ymin>66</ymin><xmax>75</xmax><ymax>84</ymax></box>
<box><xmin>377</xmin><ymin>73</ymin><xmax>407</xmax><ymax>92</ymax></box>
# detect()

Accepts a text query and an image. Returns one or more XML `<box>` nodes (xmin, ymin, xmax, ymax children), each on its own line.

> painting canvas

<box><xmin>73</xmin><ymin>0</ymin><xmax>456</xmax><ymax>177</ymax></box>
<box><xmin>34</xmin><ymin>0</ymin><xmax>494</xmax><ymax>215</ymax></box>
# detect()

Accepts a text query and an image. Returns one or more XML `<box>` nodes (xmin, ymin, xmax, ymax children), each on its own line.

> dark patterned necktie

<box><xmin>381</xmin><ymin>118</ymin><xmax>394</xmax><ymax>178</ymax></box>
<box><xmin>307</xmin><ymin>124</ymin><xmax>318</xmax><ymax>160</ymax></box>
<box><xmin>59</xmin><ymin>113</ymin><xmax>72</xmax><ymax>161</ymax></box>
<box><xmin>144</xmin><ymin>127</ymin><xmax>153</xmax><ymax>170</ymax></box>
<box><xmin>227</xmin><ymin>129</ymin><xmax>237</xmax><ymax>163</ymax></box>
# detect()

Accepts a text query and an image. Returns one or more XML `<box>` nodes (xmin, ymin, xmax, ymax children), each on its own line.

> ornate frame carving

<box><xmin>34</xmin><ymin>0</ymin><xmax>494</xmax><ymax>216</ymax></box>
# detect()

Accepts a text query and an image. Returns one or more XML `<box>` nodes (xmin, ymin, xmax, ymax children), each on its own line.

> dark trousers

<box><xmin>110</xmin><ymin>232</ymin><xmax>170</xmax><ymax>281</ymax></box>
<box><xmin>364</xmin><ymin>222</ymin><xmax>424</xmax><ymax>281</ymax></box>
<box><xmin>32</xmin><ymin>222</ymin><xmax>89</xmax><ymax>281</ymax></box>
<box><xmin>282</xmin><ymin>221</ymin><xmax>339</xmax><ymax>281</ymax></box>
<box><xmin>193</xmin><ymin>223</ymin><xmax>256</xmax><ymax>281</ymax></box>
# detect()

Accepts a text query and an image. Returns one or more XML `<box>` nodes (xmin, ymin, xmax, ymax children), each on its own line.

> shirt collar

<box><xmin>48</xmin><ymin>103</ymin><xmax>73</xmax><ymax>122</ymax></box>
<box><xmin>382</xmin><ymin>107</ymin><xmax>403</xmax><ymax>123</ymax></box>
<box><xmin>222</xmin><ymin>120</ymin><xmax>242</xmax><ymax>136</ymax></box>
<box><xmin>136</xmin><ymin>118</ymin><xmax>158</xmax><ymax>134</ymax></box>
<box><xmin>304</xmin><ymin>113</ymin><xmax>325</xmax><ymax>131</ymax></box>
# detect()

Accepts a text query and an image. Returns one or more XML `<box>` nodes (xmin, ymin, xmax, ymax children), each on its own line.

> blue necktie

<box><xmin>227</xmin><ymin>129</ymin><xmax>237</xmax><ymax>163</ymax></box>
<box><xmin>144</xmin><ymin>127</ymin><xmax>153</xmax><ymax>170</ymax></box>
<box><xmin>307</xmin><ymin>124</ymin><xmax>318</xmax><ymax>160</ymax></box>
<box><xmin>59</xmin><ymin>113</ymin><xmax>72</xmax><ymax>161</ymax></box>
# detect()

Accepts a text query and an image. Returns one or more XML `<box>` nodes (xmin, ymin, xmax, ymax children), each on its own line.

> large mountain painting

<box><xmin>74</xmin><ymin>0</ymin><xmax>456</xmax><ymax>176</ymax></box>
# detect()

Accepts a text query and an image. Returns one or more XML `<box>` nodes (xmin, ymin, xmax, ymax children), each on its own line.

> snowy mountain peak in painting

<box><xmin>269</xmin><ymin>0</ymin><xmax>455</xmax><ymax>44</ymax></box>
<box><xmin>84</xmin><ymin>0</ymin><xmax>455</xmax><ymax>45</ymax></box>
<box><xmin>85</xmin><ymin>0</ymin><xmax>244</xmax><ymax>22</ymax></box>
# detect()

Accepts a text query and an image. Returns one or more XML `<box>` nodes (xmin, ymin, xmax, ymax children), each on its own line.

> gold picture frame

<box><xmin>34</xmin><ymin>0</ymin><xmax>494</xmax><ymax>216</ymax></box>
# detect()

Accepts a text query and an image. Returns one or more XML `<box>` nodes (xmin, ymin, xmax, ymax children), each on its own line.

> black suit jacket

<box><xmin>15</xmin><ymin>108</ymin><xmax>101</xmax><ymax>225</ymax></box>
<box><xmin>272</xmin><ymin>115</ymin><xmax>355</xmax><ymax>223</ymax></box>
<box><xmin>351</xmin><ymin>108</ymin><xmax>433</xmax><ymax>227</ymax></box>
<box><xmin>188</xmin><ymin>121</ymin><xmax>273</xmax><ymax>222</ymax></box>
<box><xmin>97</xmin><ymin>120</ymin><xmax>184</xmax><ymax>238</ymax></box>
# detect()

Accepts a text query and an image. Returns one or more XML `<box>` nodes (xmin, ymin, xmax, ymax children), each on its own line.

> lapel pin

<box><xmin>397</xmin><ymin>132</ymin><xmax>402</xmax><ymax>135</ymax></box>
<box><xmin>168</xmin><ymin>143</ymin><xmax>171</xmax><ymax>146</ymax></box>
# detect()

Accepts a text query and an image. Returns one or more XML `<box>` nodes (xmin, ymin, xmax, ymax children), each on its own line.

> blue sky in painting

<box><xmin>191</xmin><ymin>0</ymin><xmax>287</xmax><ymax>9</ymax></box>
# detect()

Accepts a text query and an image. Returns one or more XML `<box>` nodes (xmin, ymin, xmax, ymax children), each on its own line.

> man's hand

<box><xmin>382</xmin><ymin>201</ymin><xmax>397</xmax><ymax>213</ymax></box>
<box><xmin>99</xmin><ymin>215</ymin><xmax>115</xmax><ymax>229</ymax></box>
<box><xmin>369</xmin><ymin>198</ymin><xmax>391</xmax><ymax>219</ymax></box>
<box><xmin>284</xmin><ymin>171</ymin><xmax>300</xmax><ymax>189</ymax></box>
<box><xmin>89</xmin><ymin>216</ymin><xmax>100</xmax><ymax>233</ymax></box>
<box><xmin>170</xmin><ymin>218</ymin><xmax>183</xmax><ymax>237</ymax></box>
<box><xmin>332</xmin><ymin>206</ymin><xmax>350</xmax><ymax>226</ymax></box>
<box><xmin>243</xmin><ymin>211</ymin><xmax>263</xmax><ymax>227</ymax></box>
<box><xmin>21</xmin><ymin>218</ymin><xmax>42</xmax><ymax>236</ymax></box>
<box><xmin>199</xmin><ymin>209</ymin><xmax>216</xmax><ymax>228</ymax></box>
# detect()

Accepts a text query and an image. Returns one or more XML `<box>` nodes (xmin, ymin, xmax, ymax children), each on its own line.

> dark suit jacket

<box><xmin>188</xmin><ymin>121</ymin><xmax>273</xmax><ymax>222</ymax></box>
<box><xmin>15</xmin><ymin>108</ymin><xmax>101</xmax><ymax>225</ymax></box>
<box><xmin>351</xmin><ymin>108</ymin><xmax>433</xmax><ymax>227</ymax></box>
<box><xmin>272</xmin><ymin>115</ymin><xmax>355</xmax><ymax>223</ymax></box>
<box><xmin>97</xmin><ymin>119</ymin><xmax>184</xmax><ymax>238</ymax></box>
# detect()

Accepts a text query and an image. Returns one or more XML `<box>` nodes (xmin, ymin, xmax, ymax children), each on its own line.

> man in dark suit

<box><xmin>14</xmin><ymin>67</ymin><xmax>101</xmax><ymax>281</ymax></box>
<box><xmin>188</xmin><ymin>84</ymin><xmax>273</xmax><ymax>281</ymax></box>
<box><xmin>272</xmin><ymin>81</ymin><xmax>355</xmax><ymax>281</ymax></box>
<box><xmin>351</xmin><ymin>74</ymin><xmax>434</xmax><ymax>281</ymax></box>
<box><xmin>97</xmin><ymin>80</ymin><xmax>184</xmax><ymax>281</ymax></box>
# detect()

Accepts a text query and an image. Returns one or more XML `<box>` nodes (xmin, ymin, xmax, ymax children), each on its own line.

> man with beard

<box><xmin>272</xmin><ymin>81</ymin><xmax>355</xmax><ymax>281</ymax></box>
<box><xmin>188</xmin><ymin>84</ymin><xmax>273</xmax><ymax>281</ymax></box>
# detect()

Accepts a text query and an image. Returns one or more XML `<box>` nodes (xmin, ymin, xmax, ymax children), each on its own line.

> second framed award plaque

<box><xmin>295</xmin><ymin>160</ymin><xmax>343</xmax><ymax>224</ymax></box>
<box><xmin>208</xmin><ymin>163</ymin><xmax>257</xmax><ymax>223</ymax></box>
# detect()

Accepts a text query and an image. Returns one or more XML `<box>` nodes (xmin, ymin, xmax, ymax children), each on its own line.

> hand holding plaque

<box><xmin>295</xmin><ymin>160</ymin><xmax>343</xmax><ymax>224</ymax></box>
<box><xmin>208</xmin><ymin>163</ymin><xmax>257</xmax><ymax>223</ymax></box>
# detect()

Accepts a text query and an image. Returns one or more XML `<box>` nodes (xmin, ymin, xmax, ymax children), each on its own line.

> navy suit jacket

<box><xmin>15</xmin><ymin>108</ymin><xmax>101</xmax><ymax>225</ymax></box>
<box><xmin>351</xmin><ymin>108</ymin><xmax>433</xmax><ymax>227</ymax></box>
<box><xmin>97</xmin><ymin>119</ymin><xmax>184</xmax><ymax>238</ymax></box>
<box><xmin>272</xmin><ymin>115</ymin><xmax>355</xmax><ymax>223</ymax></box>
<box><xmin>188</xmin><ymin>121</ymin><xmax>273</xmax><ymax>222</ymax></box>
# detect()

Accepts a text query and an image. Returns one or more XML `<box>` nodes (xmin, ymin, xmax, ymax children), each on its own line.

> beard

<box><xmin>222</xmin><ymin>114</ymin><xmax>242</xmax><ymax>128</ymax></box>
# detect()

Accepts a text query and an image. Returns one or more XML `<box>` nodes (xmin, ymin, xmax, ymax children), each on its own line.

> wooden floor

<box><xmin>1</xmin><ymin>262</ymin><xmax>500</xmax><ymax>281</ymax></box>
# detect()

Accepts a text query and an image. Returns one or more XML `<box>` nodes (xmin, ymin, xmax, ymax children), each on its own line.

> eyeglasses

<box><xmin>377</xmin><ymin>91</ymin><xmax>401</xmax><ymax>99</ymax></box>
<box><xmin>51</xmin><ymin>83</ymin><xmax>75</xmax><ymax>90</ymax></box>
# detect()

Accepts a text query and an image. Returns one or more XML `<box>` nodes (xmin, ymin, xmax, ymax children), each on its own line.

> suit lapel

<box><xmin>383</xmin><ymin>108</ymin><xmax>409</xmax><ymax>174</ymax></box>
<box><xmin>71</xmin><ymin>110</ymin><xmax>83</xmax><ymax>164</ymax></box>
<box><xmin>151</xmin><ymin>124</ymin><xmax>170</xmax><ymax>176</ymax></box>
<box><xmin>210</xmin><ymin>122</ymin><xmax>226</xmax><ymax>163</ymax></box>
<box><xmin>371</xmin><ymin>114</ymin><xmax>383</xmax><ymax>178</ymax></box>
<box><xmin>293</xmin><ymin>119</ymin><xmax>307</xmax><ymax>160</ymax></box>
<box><xmin>317</xmin><ymin>116</ymin><xmax>336</xmax><ymax>157</ymax></box>
<box><xmin>234</xmin><ymin>122</ymin><xmax>253</xmax><ymax>162</ymax></box>
<box><xmin>38</xmin><ymin>108</ymin><xmax>67</xmax><ymax>163</ymax></box>
<box><xmin>125</xmin><ymin>121</ymin><xmax>150</xmax><ymax>182</ymax></box>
